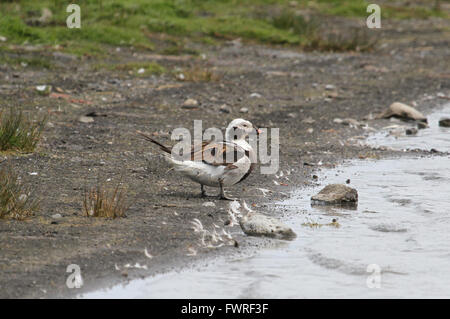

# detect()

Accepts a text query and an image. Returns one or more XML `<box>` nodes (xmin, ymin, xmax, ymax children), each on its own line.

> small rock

<box><xmin>302</xmin><ymin>117</ymin><xmax>315</xmax><ymax>124</ymax></box>
<box><xmin>182</xmin><ymin>98</ymin><xmax>199</xmax><ymax>109</ymax></box>
<box><xmin>334</xmin><ymin>118</ymin><xmax>363</xmax><ymax>127</ymax></box>
<box><xmin>239</xmin><ymin>107</ymin><xmax>249</xmax><ymax>113</ymax></box>
<box><xmin>439</xmin><ymin>118</ymin><xmax>450</xmax><ymax>128</ymax></box>
<box><xmin>137</xmin><ymin>68</ymin><xmax>145</xmax><ymax>74</ymax></box>
<box><xmin>202</xmin><ymin>202</ymin><xmax>216</xmax><ymax>207</ymax></box>
<box><xmin>239</xmin><ymin>212</ymin><xmax>296</xmax><ymax>240</ymax></box>
<box><xmin>406</xmin><ymin>128</ymin><xmax>418</xmax><ymax>135</ymax></box>
<box><xmin>0</xmin><ymin>36</ymin><xmax>7</xmax><ymax>42</ymax></box>
<box><xmin>311</xmin><ymin>184</ymin><xmax>358</xmax><ymax>205</ymax></box>
<box><xmin>52</xmin><ymin>214</ymin><xmax>62</xmax><ymax>219</ymax></box>
<box><xmin>326</xmin><ymin>91</ymin><xmax>339</xmax><ymax>99</ymax></box>
<box><xmin>379</xmin><ymin>102</ymin><xmax>427</xmax><ymax>123</ymax></box>
<box><xmin>249</xmin><ymin>93</ymin><xmax>262</xmax><ymax>98</ymax></box>
<box><xmin>78</xmin><ymin>116</ymin><xmax>94</xmax><ymax>123</ymax></box>
<box><xmin>325</xmin><ymin>84</ymin><xmax>336</xmax><ymax>91</ymax></box>
<box><xmin>417</xmin><ymin>122</ymin><xmax>429</xmax><ymax>129</ymax></box>
<box><xmin>307</xmin><ymin>128</ymin><xmax>314</xmax><ymax>134</ymax></box>
<box><xmin>36</xmin><ymin>85</ymin><xmax>52</xmax><ymax>96</ymax></box>
<box><xmin>219</xmin><ymin>104</ymin><xmax>231</xmax><ymax>113</ymax></box>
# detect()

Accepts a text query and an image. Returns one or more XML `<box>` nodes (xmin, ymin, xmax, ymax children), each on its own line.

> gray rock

<box><xmin>311</xmin><ymin>184</ymin><xmax>358</xmax><ymax>205</ymax></box>
<box><xmin>202</xmin><ymin>201</ymin><xmax>216</xmax><ymax>207</ymax></box>
<box><xmin>379</xmin><ymin>102</ymin><xmax>427</xmax><ymax>123</ymax></box>
<box><xmin>333</xmin><ymin>118</ymin><xmax>363</xmax><ymax>127</ymax></box>
<box><xmin>439</xmin><ymin>118</ymin><xmax>450</xmax><ymax>128</ymax></box>
<box><xmin>417</xmin><ymin>122</ymin><xmax>429</xmax><ymax>129</ymax></box>
<box><xmin>239</xmin><ymin>212</ymin><xmax>296</xmax><ymax>240</ymax></box>
<box><xmin>239</xmin><ymin>107</ymin><xmax>249</xmax><ymax>113</ymax></box>
<box><xmin>52</xmin><ymin>214</ymin><xmax>62</xmax><ymax>219</ymax></box>
<box><xmin>406</xmin><ymin>127</ymin><xmax>418</xmax><ymax>135</ymax></box>
<box><xmin>78</xmin><ymin>115</ymin><xmax>94</xmax><ymax>123</ymax></box>
<box><xmin>249</xmin><ymin>93</ymin><xmax>262</xmax><ymax>98</ymax></box>
<box><xmin>182</xmin><ymin>98</ymin><xmax>199</xmax><ymax>109</ymax></box>
<box><xmin>219</xmin><ymin>104</ymin><xmax>231</xmax><ymax>113</ymax></box>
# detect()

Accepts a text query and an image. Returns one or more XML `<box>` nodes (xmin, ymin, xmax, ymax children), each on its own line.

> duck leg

<box><xmin>218</xmin><ymin>180</ymin><xmax>236</xmax><ymax>201</ymax></box>
<box><xmin>200</xmin><ymin>184</ymin><xmax>207</xmax><ymax>198</ymax></box>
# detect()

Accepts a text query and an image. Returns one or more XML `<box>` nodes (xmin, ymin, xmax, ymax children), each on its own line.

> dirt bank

<box><xmin>0</xmin><ymin>16</ymin><xmax>449</xmax><ymax>298</ymax></box>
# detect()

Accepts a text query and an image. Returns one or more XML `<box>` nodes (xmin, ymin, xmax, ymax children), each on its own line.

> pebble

<box><xmin>439</xmin><ymin>118</ymin><xmax>450</xmax><ymax>128</ymax></box>
<box><xmin>239</xmin><ymin>212</ymin><xmax>296</xmax><ymax>240</ymax></box>
<box><xmin>249</xmin><ymin>93</ymin><xmax>262</xmax><ymax>98</ymax></box>
<box><xmin>239</xmin><ymin>107</ymin><xmax>249</xmax><ymax>113</ymax></box>
<box><xmin>182</xmin><ymin>98</ymin><xmax>199</xmax><ymax>109</ymax></box>
<box><xmin>380</xmin><ymin>102</ymin><xmax>427</xmax><ymax>123</ymax></box>
<box><xmin>417</xmin><ymin>122</ymin><xmax>429</xmax><ymax>129</ymax></box>
<box><xmin>302</xmin><ymin>117</ymin><xmax>315</xmax><ymax>124</ymax></box>
<box><xmin>333</xmin><ymin>118</ymin><xmax>363</xmax><ymax>127</ymax></box>
<box><xmin>406</xmin><ymin>128</ymin><xmax>418</xmax><ymax>135</ymax></box>
<box><xmin>202</xmin><ymin>202</ymin><xmax>216</xmax><ymax>207</ymax></box>
<box><xmin>36</xmin><ymin>85</ymin><xmax>52</xmax><ymax>96</ymax></box>
<box><xmin>78</xmin><ymin>116</ymin><xmax>94</xmax><ymax>123</ymax></box>
<box><xmin>52</xmin><ymin>214</ymin><xmax>62</xmax><ymax>219</ymax></box>
<box><xmin>311</xmin><ymin>184</ymin><xmax>358</xmax><ymax>205</ymax></box>
<box><xmin>219</xmin><ymin>104</ymin><xmax>231</xmax><ymax>113</ymax></box>
<box><xmin>325</xmin><ymin>84</ymin><xmax>336</xmax><ymax>91</ymax></box>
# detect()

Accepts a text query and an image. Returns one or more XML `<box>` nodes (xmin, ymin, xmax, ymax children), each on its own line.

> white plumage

<box><xmin>138</xmin><ymin>118</ymin><xmax>260</xmax><ymax>200</ymax></box>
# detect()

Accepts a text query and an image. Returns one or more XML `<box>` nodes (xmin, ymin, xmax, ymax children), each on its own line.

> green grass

<box><xmin>0</xmin><ymin>108</ymin><xmax>46</xmax><ymax>153</ymax></box>
<box><xmin>0</xmin><ymin>54</ymin><xmax>53</xmax><ymax>68</ymax></box>
<box><xmin>0</xmin><ymin>165</ymin><xmax>39</xmax><ymax>220</ymax></box>
<box><xmin>0</xmin><ymin>0</ymin><xmax>447</xmax><ymax>56</ymax></box>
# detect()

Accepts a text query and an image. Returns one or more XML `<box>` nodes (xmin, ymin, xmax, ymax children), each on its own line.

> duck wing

<box><xmin>191</xmin><ymin>141</ymin><xmax>246</xmax><ymax>169</ymax></box>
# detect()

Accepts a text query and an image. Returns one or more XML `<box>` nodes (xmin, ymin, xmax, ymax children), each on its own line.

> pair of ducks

<box><xmin>138</xmin><ymin>119</ymin><xmax>260</xmax><ymax>200</ymax></box>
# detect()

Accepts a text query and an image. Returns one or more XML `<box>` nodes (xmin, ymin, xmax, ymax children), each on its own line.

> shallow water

<box><xmin>366</xmin><ymin>103</ymin><xmax>450</xmax><ymax>152</ymax></box>
<box><xmin>84</xmin><ymin>105</ymin><xmax>450</xmax><ymax>299</ymax></box>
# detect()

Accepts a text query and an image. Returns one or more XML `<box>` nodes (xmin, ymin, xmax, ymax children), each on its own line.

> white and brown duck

<box><xmin>138</xmin><ymin>119</ymin><xmax>260</xmax><ymax>200</ymax></box>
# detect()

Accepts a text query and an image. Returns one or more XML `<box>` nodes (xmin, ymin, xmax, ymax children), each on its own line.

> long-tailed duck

<box><xmin>138</xmin><ymin>119</ymin><xmax>260</xmax><ymax>200</ymax></box>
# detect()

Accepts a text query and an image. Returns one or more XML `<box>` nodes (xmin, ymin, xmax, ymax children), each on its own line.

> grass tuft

<box><xmin>0</xmin><ymin>165</ymin><xmax>39</xmax><ymax>220</ymax></box>
<box><xmin>306</xmin><ymin>28</ymin><xmax>378</xmax><ymax>52</ymax></box>
<box><xmin>0</xmin><ymin>108</ymin><xmax>46</xmax><ymax>153</ymax></box>
<box><xmin>83</xmin><ymin>180</ymin><xmax>129</xmax><ymax>219</ymax></box>
<box><xmin>176</xmin><ymin>65</ymin><xmax>220</xmax><ymax>82</ymax></box>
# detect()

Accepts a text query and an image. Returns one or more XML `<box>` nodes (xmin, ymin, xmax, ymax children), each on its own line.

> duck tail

<box><xmin>137</xmin><ymin>131</ymin><xmax>172</xmax><ymax>154</ymax></box>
